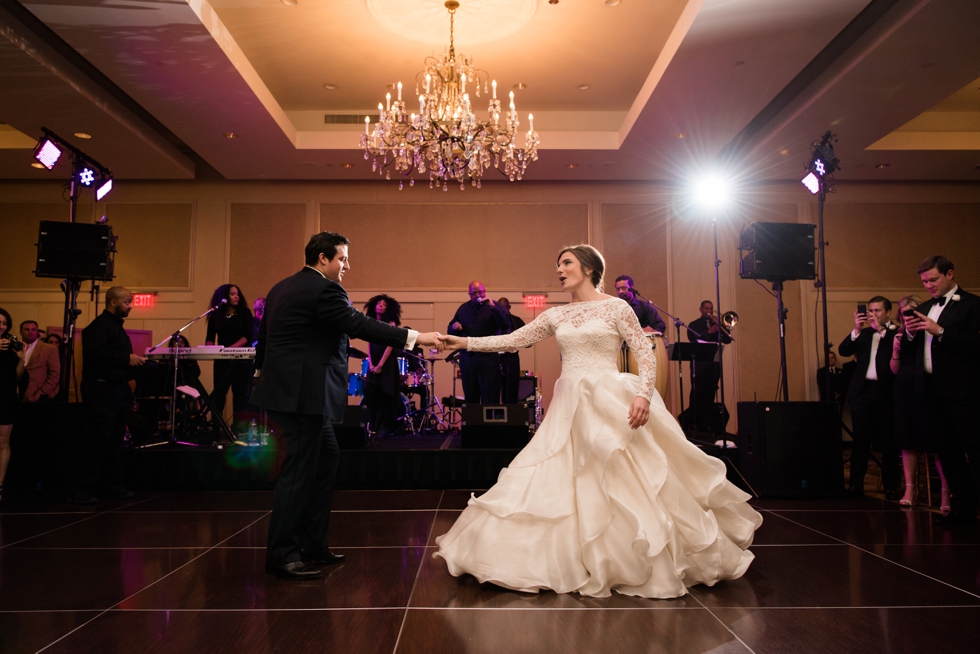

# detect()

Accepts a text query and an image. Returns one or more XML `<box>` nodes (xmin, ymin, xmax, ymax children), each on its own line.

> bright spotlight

<box><xmin>33</xmin><ymin>139</ymin><xmax>62</xmax><ymax>169</ymax></box>
<box><xmin>801</xmin><ymin>172</ymin><xmax>820</xmax><ymax>194</ymax></box>
<box><xmin>79</xmin><ymin>168</ymin><xmax>96</xmax><ymax>186</ymax></box>
<box><xmin>96</xmin><ymin>177</ymin><xmax>113</xmax><ymax>201</ymax></box>
<box><xmin>694</xmin><ymin>174</ymin><xmax>730</xmax><ymax>210</ymax></box>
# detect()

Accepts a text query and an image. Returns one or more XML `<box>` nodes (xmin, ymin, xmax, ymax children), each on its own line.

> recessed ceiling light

<box><xmin>386</xmin><ymin>83</ymin><xmax>396</xmax><ymax>90</ymax></box>
<box><xmin>224</xmin><ymin>132</ymin><xmax>240</xmax><ymax>139</ymax></box>
<box><xmin>566</xmin><ymin>163</ymin><xmax>579</xmax><ymax>168</ymax></box>
<box><xmin>779</xmin><ymin>149</ymin><xmax>789</xmax><ymax>155</ymax></box>
<box><xmin>734</xmin><ymin>61</ymin><xmax>745</xmax><ymax>66</ymax></box>
<box><xmin>875</xmin><ymin>163</ymin><xmax>890</xmax><ymax>169</ymax></box>
<box><xmin>513</xmin><ymin>83</ymin><xmax>527</xmax><ymax>90</ymax></box>
<box><xmin>577</xmin><ymin>84</ymin><xmax>590</xmax><ymax>90</ymax></box>
<box><xmin>323</xmin><ymin>84</ymin><xmax>337</xmax><ymax>90</ymax></box>
<box><xmin>282</xmin><ymin>0</ymin><xmax>297</xmax><ymax>6</ymax></box>
<box><xmin>74</xmin><ymin>132</ymin><xmax>92</xmax><ymax>139</ymax></box>
<box><xmin>30</xmin><ymin>162</ymin><xmax>46</xmax><ymax>169</ymax></box>
<box><xmin>341</xmin><ymin>163</ymin><xmax>354</xmax><ymax>168</ymax></box>
<box><xmin>605</xmin><ymin>0</ymin><xmax>621</xmax><ymax>6</ymax></box>
<box><xmin>549</xmin><ymin>0</ymin><xmax>559</xmax><ymax>4</ymax></box>
<box><xmin>676</xmin><ymin>133</ymin><xmax>687</xmax><ymax>139</ymax></box>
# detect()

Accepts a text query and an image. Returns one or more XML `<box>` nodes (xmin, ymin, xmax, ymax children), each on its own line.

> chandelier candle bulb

<box><xmin>529</xmin><ymin>114</ymin><xmax>534</xmax><ymax>132</ymax></box>
<box><xmin>397</xmin><ymin>82</ymin><xmax>402</xmax><ymax>101</ymax></box>
<box><xmin>492</xmin><ymin>80</ymin><xmax>497</xmax><ymax>98</ymax></box>
<box><xmin>365</xmin><ymin>116</ymin><xmax>370</xmax><ymax>135</ymax></box>
<box><xmin>386</xmin><ymin>93</ymin><xmax>391</xmax><ymax>111</ymax></box>
<box><xmin>426</xmin><ymin>74</ymin><xmax>431</xmax><ymax>94</ymax></box>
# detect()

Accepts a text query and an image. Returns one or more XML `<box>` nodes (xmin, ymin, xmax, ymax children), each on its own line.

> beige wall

<box><xmin>2</xmin><ymin>179</ymin><xmax>978</xmax><ymax>429</ymax></box>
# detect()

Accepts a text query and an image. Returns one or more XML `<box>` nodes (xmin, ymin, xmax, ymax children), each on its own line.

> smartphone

<box><xmin>902</xmin><ymin>308</ymin><xmax>916</xmax><ymax>318</ymax></box>
<box><xmin>857</xmin><ymin>303</ymin><xmax>867</xmax><ymax>314</ymax></box>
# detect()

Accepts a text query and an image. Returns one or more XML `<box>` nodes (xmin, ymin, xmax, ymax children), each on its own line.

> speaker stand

<box><xmin>772</xmin><ymin>280</ymin><xmax>790</xmax><ymax>401</ymax></box>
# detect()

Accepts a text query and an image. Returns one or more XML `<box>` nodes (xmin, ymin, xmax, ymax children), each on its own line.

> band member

<box><xmin>206</xmin><ymin>284</ymin><xmax>254</xmax><ymax>429</ymax></box>
<box><xmin>67</xmin><ymin>287</ymin><xmax>146</xmax><ymax>504</ymax></box>
<box><xmin>905</xmin><ymin>256</ymin><xmax>980</xmax><ymax>526</ymax></box>
<box><xmin>614</xmin><ymin>276</ymin><xmax>666</xmax><ymax>333</ymax></box>
<box><xmin>362</xmin><ymin>295</ymin><xmax>404</xmax><ymax>435</ymax></box>
<box><xmin>686</xmin><ymin>300</ymin><xmax>732</xmax><ymax>432</ymax></box>
<box><xmin>838</xmin><ymin>296</ymin><xmax>900</xmax><ymax>499</ymax></box>
<box><xmin>252</xmin><ymin>231</ymin><xmax>443</xmax><ymax>580</ymax></box>
<box><xmin>497</xmin><ymin>298</ymin><xmax>525</xmax><ymax>404</ymax></box>
<box><xmin>448</xmin><ymin>281</ymin><xmax>508</xmax><ymax>404</ymax></box>
<box><xmin>18</xmin><ymin>320</ymin><xmax>60</xmax><ymax>402</ymax></box>
<box><xmin>251</xmin><ymin>297</ymin><xmax>266</xmax><ymax>346</ymax></box>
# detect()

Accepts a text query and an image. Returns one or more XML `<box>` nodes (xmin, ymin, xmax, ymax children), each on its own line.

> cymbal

<box><xmin>347</xmin><ymin>346</ymin><xmax>368</xmax><ymax>359</ymax></box>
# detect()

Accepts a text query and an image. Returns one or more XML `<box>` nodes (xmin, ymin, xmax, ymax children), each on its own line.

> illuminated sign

<box><xmin>523</xmin><ymin>294</ymin><xmax>547</xmax><ymax>310</ymax></box>
<box><xmin>132</xmin><ymin>293</ymin><xmax>156</xmax><ymax>308</ymax></box>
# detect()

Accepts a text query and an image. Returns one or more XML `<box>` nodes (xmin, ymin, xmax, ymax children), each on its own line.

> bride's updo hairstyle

<box><xmin>558</xmin><ymin>244</ymin><xmax>606</xmax><ymax>292</ymax></box>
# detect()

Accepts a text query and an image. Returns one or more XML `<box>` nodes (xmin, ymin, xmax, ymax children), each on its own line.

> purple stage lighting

<box><xmin>33</xmin><ymin>139</ymin><xmax>62</xmax><ymax>169</ymax></box>
<box><xmin>79</xmin><ymin>167</ymin><xmax>96</xmax><ymax>186</ymax></box>
<box><xmin>96</xmin><ymin>177</ymin><xmax>113</xmax><ymax>201</ymax></box>
<box><xmin>801</xmin><ymin>172</ymin><xmax>819</xmax><ymax>194</ymax></box>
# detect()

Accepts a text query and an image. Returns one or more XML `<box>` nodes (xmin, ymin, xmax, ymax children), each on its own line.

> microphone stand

<box><xmin>147</xmin><ymin>301</ymin><xmax>227</xmax><ymax>447</ymax></box>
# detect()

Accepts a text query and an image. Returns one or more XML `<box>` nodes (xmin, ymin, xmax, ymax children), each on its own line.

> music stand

<box><xmin>667</xmin><ymin>342</ymin><xmax>719</xmax><ymax>440</ymax></box>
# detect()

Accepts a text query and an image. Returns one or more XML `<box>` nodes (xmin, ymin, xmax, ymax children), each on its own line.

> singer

<box><xmin>614</xmin><ymin>275</ymin><xmax>666</xmax><ymax>333</ymax></box>
<box><xmin>448</xmin><ymin>281</ymin><xmax>508</xmax><ymax>404</ymax></box>
<box><xmin>205</xmin><ymin>284</ymin><xmax>254</xmax><ymax>431</ymax></box>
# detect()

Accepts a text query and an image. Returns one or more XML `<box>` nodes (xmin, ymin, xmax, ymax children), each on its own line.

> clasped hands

<box><xmin>414</xmin><ymin>332</ymin><xmax>468</xmax><ymax>352</ymax></box>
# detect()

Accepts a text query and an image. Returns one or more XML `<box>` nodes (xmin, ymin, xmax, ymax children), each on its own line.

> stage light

<box><xmin>78</xmin><ymin>168</ymin><xmax>96</xmax><ymax>186</ymax></box>
<box><xmin>693</xmin><ymin>173</ymin><xmax>730</xmax><ymax>210</ymax></box>
<box><xmin>33</xmin><ymin>139</ymin><xmax>62</xmax><ymax>169</ymax></box>
<box><xmin>801</xmin><ymin>172</ymin><xmax>820</xmax><ymax>194</ymax></box>
<box><xmin>96</xmin><ymin>177</ymin><xmax>113</xmax><ymax>201</ymax></box>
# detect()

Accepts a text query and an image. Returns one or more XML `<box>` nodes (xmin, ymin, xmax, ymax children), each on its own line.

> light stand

<box><xmin>772</xmin><ymin>280</ymin><xmax>790</xmax><ymax>401</ymax></box>
<box><xmin>712</xmin><ymin>215</ymin><xmax>728</xmax><ymax>438</ymax></box>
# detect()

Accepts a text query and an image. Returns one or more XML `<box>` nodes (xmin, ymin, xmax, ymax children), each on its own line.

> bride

<box><xmin>434</xmin><ymin>245</ymin><xmax>762</xmax><ymax>599</ymax></box>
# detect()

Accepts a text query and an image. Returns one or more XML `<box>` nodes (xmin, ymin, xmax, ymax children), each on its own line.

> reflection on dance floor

<box><xmin>1</xmin><ymin>490</ymin><xmax>978</xmax><ymax>653</ymax></box>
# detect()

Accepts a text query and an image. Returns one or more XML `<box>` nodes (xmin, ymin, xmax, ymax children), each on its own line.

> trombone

<box><xmin>709</xmin><ymin>311</ymin><xmax>739</xmax><ymax>338</ymax></box>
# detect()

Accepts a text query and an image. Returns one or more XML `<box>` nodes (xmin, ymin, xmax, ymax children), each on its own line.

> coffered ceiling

<box><xmin>1</xmin><ymin>0</ymin><xmax>978</xmax><ymax>182</ymax></box>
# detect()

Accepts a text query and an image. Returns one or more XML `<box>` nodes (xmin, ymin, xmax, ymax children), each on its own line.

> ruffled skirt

<box><xmin>434</xmin><ymin>372</ymin><xmax>762</xmax><ymax>599</ymax></box>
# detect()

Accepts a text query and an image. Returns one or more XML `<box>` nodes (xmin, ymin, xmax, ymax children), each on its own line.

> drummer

<box><xmin>361</xmin><ymin>295</ymin><xmax>405</xmax><ymax>436</ymax></box>
<box><xmin>614</xmin><ymin>276</ymin><xmax>666</xmax><ymax>333</ymax></box>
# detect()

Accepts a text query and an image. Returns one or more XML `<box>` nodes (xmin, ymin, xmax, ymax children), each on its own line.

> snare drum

<box><xmin>617</xmin><ymin>334</ymin><xmax>668</xmax><ymax>399</ymax></box>
<box><xmin>361</xmin><ymin>359</ymin><xmax>370</xmax><ymax>376</ymax></box>
<box><xmin>397</xmin><ymin>356</ymin><xmax>408</xmax><ymax>376</ymax></box>
<box><xmin>347</xmin><ymin>373</ymin><xmax>364</xmax><ymax>396</ymax></box>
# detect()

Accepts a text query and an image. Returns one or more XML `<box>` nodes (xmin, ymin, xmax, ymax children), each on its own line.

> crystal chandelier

<box><xmin>360</xmin><ymin>0</ymin><xmax>539</xmax><ymax>190</ymax></box>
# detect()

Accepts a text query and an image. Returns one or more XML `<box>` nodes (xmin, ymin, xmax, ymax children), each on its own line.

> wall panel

<box><xmin>230</xmin><ymin>203</ymin><xmax>307</xmax><ymax>301</ymax></box>
<box><xmin>107</xmin><ymin>204</ymin><xmax>193</xmax><ymax>289</ymax></box>
<box><xmin>0</xmin><ymin>203</ymin><xmax>92</xmax><ymax>290</ymax></box>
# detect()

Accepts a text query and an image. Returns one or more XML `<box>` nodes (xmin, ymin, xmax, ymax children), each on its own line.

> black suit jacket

<box><xmin>911</xmin><ymin>288</ymin><xmax>980</xmax><ymax>400</ymax></box>
<box><xmin>251</xmin><ymin>268</ymin><xmax>409</xmax><ymax>421</ymax></box>
<box><xmin>838</xmin><ymin>326</ymin><xmax>896</xmax><ymax>401</ymax></box>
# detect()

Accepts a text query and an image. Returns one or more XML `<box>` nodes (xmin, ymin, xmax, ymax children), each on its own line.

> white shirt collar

<box><xmin>304</xmin><ymin>265</ymin><xmax>327</xmax><ymax>279</ymax></box>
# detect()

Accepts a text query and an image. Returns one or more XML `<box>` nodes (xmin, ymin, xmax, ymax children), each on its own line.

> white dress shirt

<box><xmin>852</xmin><ymin>327</ymin><xmax>884</xmax><ymax>380</ymax></box>
<box><xmin>924</xmin><ymin>285</ymin><xmax>958</xmax><ymax>374</ymax></box>
<box><xmin>22</xmin><ymin>339</ymin><xmax>37</xmax><ymax>366</ymax></box>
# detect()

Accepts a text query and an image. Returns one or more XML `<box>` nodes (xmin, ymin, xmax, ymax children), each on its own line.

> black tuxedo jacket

<box><xmin>252</xmin><ymin>268</ymin><xmax>409</xmax><ymax>421</ymax></box>
<box><xmin>911</xmin><ymin>288</ymin><xmax>980</xmax><ymax>400</ymax></box>
<box><xmin>838</xmin><ymin>326</ymin><xmax>896</xmax><ymax>401</ymax></box>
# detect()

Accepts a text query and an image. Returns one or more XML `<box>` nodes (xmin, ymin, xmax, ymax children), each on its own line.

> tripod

<box><xmin>397</xmin><ymin>352</ymin><xmax>449</xmax><ymax>434</ymax></box>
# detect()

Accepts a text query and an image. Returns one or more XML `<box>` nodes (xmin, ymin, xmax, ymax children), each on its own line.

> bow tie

<box><xmin>937</xmin><ymin>296</ymin><xmax>947</xmax><ymax>307</ymax></box>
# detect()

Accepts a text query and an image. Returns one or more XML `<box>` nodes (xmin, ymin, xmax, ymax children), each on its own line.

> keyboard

<box><xmin>145</xmin><ymin>347</ymin><xmax>256</xmax><ymax>360</ymax></box>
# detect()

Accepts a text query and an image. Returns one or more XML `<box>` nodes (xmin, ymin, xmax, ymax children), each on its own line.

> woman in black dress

<box><xmin>890</xmin><ymin>295</ymin><xmax>950</xmax><ymax>511</ymax></box>
<box><xmin>362</xmin><ymin>295</ymin><xmax>404</xmax><ymax>436</ymax></box>
<box><xmin>0</xmin><ymin>308</ymin><xmax>27</xmax><ymax>501</ymax></box>
<box><xmin>205</xmin><ymin>284</ymin><xmax>254</xmax><ymax>431</ymax></box>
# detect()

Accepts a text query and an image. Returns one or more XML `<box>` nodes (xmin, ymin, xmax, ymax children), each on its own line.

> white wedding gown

<box><xmin>434</xmin><ymin>297</ymin><xmax>762</xmax><ymax>599</ymax></box>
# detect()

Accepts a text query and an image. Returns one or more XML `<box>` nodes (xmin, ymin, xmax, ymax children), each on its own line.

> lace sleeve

<box><xmin>614</xmin><ymin>300</ymin><xmax>656</xmax><ymax>401</ymax></box>
<box><xmin>467</xmin><ymin>310</ymin><xmax>556</xmax><ymax>352</ymax></box>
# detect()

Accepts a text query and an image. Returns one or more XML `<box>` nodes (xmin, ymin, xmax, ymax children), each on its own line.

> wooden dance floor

<box><xmin>1</xmin><ymin>490</ymin><xmax>978</xmax><ymax>653</ymax></box>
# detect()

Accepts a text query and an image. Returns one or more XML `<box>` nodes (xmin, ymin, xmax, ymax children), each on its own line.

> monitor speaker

<box><xmin>461</xmin><ymin>403</ymin><xmax>533</xmax><ymax>449</ymax></box>
<box><xmin>35</xmin><ymin>221</ymin><xmax>116</xmax><ymax>280</ymax></box>
<box><xmin>335</xmin><ymin>405</ymin><xmax>369</xmax><ymax>450</ymax></box>
<box><xmin>736</xmin><ymin>401</ymin><xmax>843</xmax><ymax>498</ymax></box>
<box><xmin>739</xmin><ymin>222</ymin><xmax>816</xmax><ymax>281</ymax></box>
<box><xmin>517</xmin><ymin>376</ymin><xmax>537</xmax><ymax>402</ymax></box>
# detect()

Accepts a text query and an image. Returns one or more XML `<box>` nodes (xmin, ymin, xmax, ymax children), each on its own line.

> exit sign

<box><xmin>522</xmin><ymin>293</ymin><xmax>547</xmax><ymax>310</ymax></box>
<box><xmin>132</xmin><ymin>293</ymin><xmax>156</xmax><ymax>308</ymax></box>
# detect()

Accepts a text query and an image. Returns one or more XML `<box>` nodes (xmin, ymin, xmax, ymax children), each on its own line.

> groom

<box><xmin>253</xmin><ymin>232</ymin><xmax>444</xmax><ymax>579</ymax></box>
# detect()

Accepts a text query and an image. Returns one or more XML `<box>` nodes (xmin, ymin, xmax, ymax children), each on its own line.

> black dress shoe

<box><xmin>265</xmin><ymin>561</ymin><xmax>323</xmax><ymax>580</ymax></box>
<box><xmin>844</xmin><ymin>487</ymin><xmax>865</xmax><ymax>499</ymax></box>
<box><xmin>935</xmin><ymin>512</ymin><xmax>978</xmax><ymax>527</ymax></box>
<box><xmin>66</xmin><ymin>490</ymin><xmax>98</xmax><ymax>505</ymax></box>
<box><xmin>301</xmin><ymin>549</ymin><xmax>346</xmax><ymax>565</ymax></box>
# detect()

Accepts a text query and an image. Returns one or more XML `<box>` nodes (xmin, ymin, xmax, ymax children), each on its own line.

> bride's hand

<box><xmin>441</xmin><ymin>334</ymin><xmax>467</xmax><ymax>351</ymax></box>
<box><xmin>628</xmin><ymin>396</ymin><xmax>650</xmax><ymax>430</ymax></box>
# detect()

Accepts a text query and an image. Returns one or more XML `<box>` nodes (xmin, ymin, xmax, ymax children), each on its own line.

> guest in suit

<box><xmin>18</xmin><ymin>320</ymin><xmax>60</xmax><ymax>403</ymax></box>
<box><xmin>497</xmin><ymin>298</ymin><xmax>526</xmax><ymax>404</ymax></box>
<box><xmin>0</xmin><ymin>308</ymin><xmax>27</xmax><ymax>502</ymax></box>
<box><xmin>205</xmin><ymin>284</ymin><xmax>254</xmax><ymax>430</ymax></box>
<box><xmin>252</xmin><ymin>232</ymin><xmax>444</xmax><ymax>580</ymax></box>
<box><xmin>905</xmin><ymin>255</ymin><xmax>980</xmax><ymax>526</ymax></box>
<box><xmin>889</xmin><ymin>295</ymin><xmax>949</xmax><ymax>510</ymax></box>
<box><xmin>838</xmin><ymin>296</ymin><xmax>900</xmax><ymax>498</ymax></box>
<box><xmin>816</xmin><ymin>351</ymin><xmax>845</xmax><ymax>404</ymax></box>
<box><xmin>448</xmin><ymin>281</ymin><xmax>508</xmax><ymax>404</ymax></box>
<box><xmin>687</xmin><ymin>300</ymin><xmax>732</xmax><ymax>433</ymax></box>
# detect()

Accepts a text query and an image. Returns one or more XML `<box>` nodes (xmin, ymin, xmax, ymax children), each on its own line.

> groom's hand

<box><xmin>416</xmin><ymin>332</ymin><xmax>445</xmax><ymax>351</ymax></box>
<box><xmin>440</xmin><ymin>334</ymin><xmax>467</xmax><ymax>351</ymax></box>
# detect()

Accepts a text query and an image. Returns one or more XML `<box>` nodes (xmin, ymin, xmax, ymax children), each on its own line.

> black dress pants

<box><xmin>212</xmin><ymin>360</ymin><xmax>253</xmax><ymax>426</ymax></box>
<box><xmin>265</xmin><ymin>410</ymin><xmax>340</xmax><ymax>565</ymax></box>
<box><xmin>925</xmin><ymin>377</ymin><xmax>980</xmax><ymax>516</ymax></box>
<box><xmin>849</xmin><ymin>381</ymin><xmax>899</xmax><ymax>492</ymax></box>
<box><xmin>74</xmin><ymin>380</ymin><xmax>132</xmax><ymax>494</ymax></box>
<box><xmin>690</xmin><ymin>362</ymin><xmax>720</xmax><ymax>432</ymax></box>
<box><xmin>461</xmin><ymin>353</ymin><xmax>501</xmax><ymax>404</ymax></box>
<box><xmin>500</xmin><ymin>353</ymin><xmax>522</xmax><ymax>404</ymax></box>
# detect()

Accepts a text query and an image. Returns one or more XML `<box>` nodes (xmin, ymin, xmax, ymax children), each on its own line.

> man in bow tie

<box><xmin>838</xmin><ymin>296</ymin><xmax>900</xmax><ymax>499</ymax></box>
<box><xmin>905</xmin><ymin>255</ymin><xmax>980</xmax><ymax>526</ymax></box>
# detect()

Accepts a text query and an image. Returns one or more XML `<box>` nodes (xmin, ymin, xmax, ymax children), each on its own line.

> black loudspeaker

<box><xmin>35</xmin><ymin>221</ymin><xmax>116</xmax><ymax>280</ymax></box>
<box><xmin>335</xmin><ymin>405</ymin><xmax>369</xmax><ymax>450</ymax></box>
<box><xmin>739</xmin><ymin>222</ymin><xmax>816</xmax><ymax>281</ymax></box>
<box><xmin>461</xmin><ymin>403</ymin><xmax>533</xmax><ymax>449</ymax></box>
<box><xmin>737</xmin><ymin>401</ymin><xmax>843</xmax><ymax>498</ymax></box>
<box><xmin>517</xmin><ymin>376</ymin><xmax>537</xmax><ymax>402</ymax></box>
